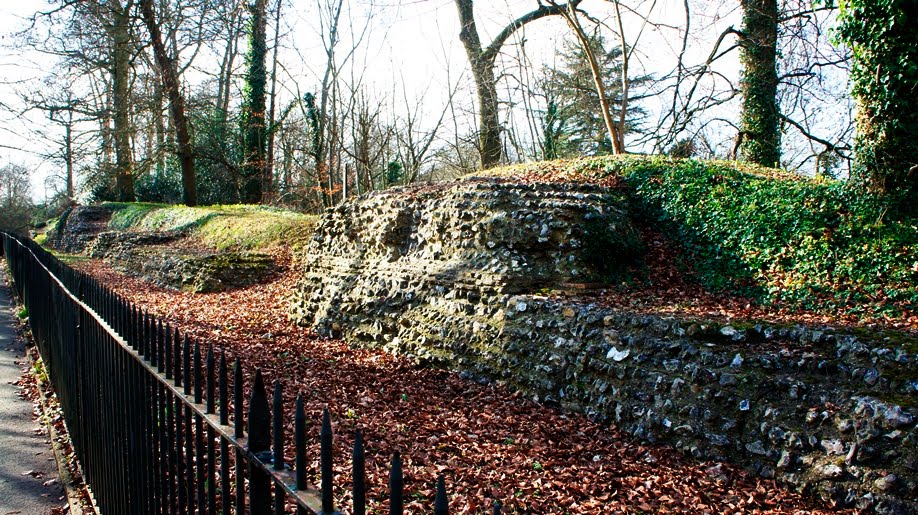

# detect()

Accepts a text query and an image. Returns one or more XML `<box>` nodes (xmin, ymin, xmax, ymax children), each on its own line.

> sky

<box><xmin>0</xmin><ymin>0</ymin><xmax>826</xmax><ymax>203</ymax></box>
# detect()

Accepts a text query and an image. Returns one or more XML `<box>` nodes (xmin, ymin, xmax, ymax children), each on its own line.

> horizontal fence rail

<box><xmin>1</xmin><ymin>232</ymin><xmax>505</xmax><ymax>514</ymax></box>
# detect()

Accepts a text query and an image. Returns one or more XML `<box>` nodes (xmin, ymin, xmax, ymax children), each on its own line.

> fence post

<box><xmin>435</xmin><ymin>476</ymin><xmax>448</xmax><ymax>515</ymax></box>
<box><xmin>247</xmin><ymin>369</ymin><xmax>271</xmax><ymax>515</ymax></box>
<box><xmin>219</xmin><ymin>350</ymin><xmax>231</xmax><ymax>515</ymax></box>
<box><xmin>353</xmin><ymin>430</ymin><xmax>366</xmax><ymax>515</ymax></box>
<box><xmin>320</xmin><ymin>408</ymin><xmax>335</xmax><ymax>514</ymax></box>
<box><xmin>272</xmin><ymin>379</ymin><xmax>285</xmax><ymax>515</ymax></box>
<box><xmin>389</xmin><ymin>452</ymin><xmax>403</xmax><ymax>515</ymax></box>
<box><xmin>295</xmin><ymin>394</ymin><xmax>308</xmax><ymax>515</ymax></box>
<box><xmin>234</xmin><ymin>360</ymin><xmax>245</xmax><ymax>515</ymax></box>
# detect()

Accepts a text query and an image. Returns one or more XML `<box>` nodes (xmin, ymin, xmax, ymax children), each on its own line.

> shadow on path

<box><xmin>0</xmin><ymin>274</ymin><xmax>64</xmax><ymax>514</ymax></box>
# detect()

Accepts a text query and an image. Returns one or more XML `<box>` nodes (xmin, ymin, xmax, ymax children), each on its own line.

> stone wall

<box><xmin>45</xmin><ymin>205</ymin><xmax>115</xmax><ymax>253</ymax></box>
<box><xmin>290</xmin><ymin>178</ymin><xmax>917</xmax><ymax>513</ymax></box>
<box><xmin>87</xmin><ymin>231</ymin><xmax>274</xmax><ymax>292</ymax></box>
<box><xmin>47</xmin><ymin>205</ymin><xmax>274</xmax><ymax>292</ymax></box>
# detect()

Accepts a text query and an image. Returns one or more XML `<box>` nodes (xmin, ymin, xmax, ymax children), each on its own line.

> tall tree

<box><xmin>0</xmin><ymin>164</ymin><xmax>32</xmax><ymax>231</ymax></box>
<box><xmin>265</xmin><ymin>0</ymin><xmax>284</xmax><ymax>202</ymax></box>
<box><xmin>453</xmin><ymin>0</ymin><xmax>583</xmax><ymax>169</ymax></box>
<box><xmin>737</xmin><ymin>0</ymin><xmax>781</xmax><ymax>167</ymax></box>
<box><xmin>541</xmin><ymin>32</ymin><xmax>645</xmax><ymax>157</ymax></box>
<box><xmin>836</xmin><ymin>0</ymin><xmax>918</xmax><ymax>198</ymax></box>
<box><xmin>139</xmin><ymin>0</ymin><xmax>198</xmax><ymax>206</ymax></box>
<box><xmin>241</xmin><ymin>0</ymin><xmax>269</xmax><ymax>203</ymax></box>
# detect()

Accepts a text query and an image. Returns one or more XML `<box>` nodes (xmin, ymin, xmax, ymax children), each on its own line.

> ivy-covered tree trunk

<box><xmin>837</xmin><ymin>1</ymin><xmax>918</xmax><ymax>198</ymax></box>
<box><xmin>241</xmin><ymin>0</ymin><xmax>269</xmax><ymax>204</ymax></box>
<box><xmin>738</xmin><ymin>0</ymin><xmax>781</xmax><ymax>167</ymax></box>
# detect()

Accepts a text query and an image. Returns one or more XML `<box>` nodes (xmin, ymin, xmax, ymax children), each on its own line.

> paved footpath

<box><xmin>0</xmin><ymin>274</ymin><xmax>64</xmax><ymax>514</ymax></box>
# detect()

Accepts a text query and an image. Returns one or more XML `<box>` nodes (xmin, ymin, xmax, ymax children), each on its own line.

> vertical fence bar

<box><xmin>248</xmin><ymin>370</ymin><xmax>272</xmax><ymax>515</ymax></box>
<box><xmin>166</xmin><ymin>385</ymin><xmax>177</xmax><ymax>514</ymax></box>
<box><xmin>165</xmin><ymin>323</ymin><xmax>173</xmax><ymax>380</ymax></box>
<box><xmin>234</xmin><ymin>361</ymin><xmax>245</xmax><ymax>515</ymax></box>
<box><xmin>273</xmin><ymin>380</ymin><xmax>285</xmax><ymax>515</ymax></box>
<box><xmin>174</xmin><ymin>327</ymin><xmax>182</xmax><ymax>388</ymax></box>
<box><xmin>321</xmin><ymin>409</ymin><xmax>334</xmax><ymax>514</ymax></box>
<box><xmin>177</xmin><ymin>396</ymin><xmax>187</xmax><ymax>514</ymax></box>
<box><xmin>206</xmin><ymin>345</ymin><xmax>217</xmax><ymax>515</ymax></box>
<box><xmin>389</xmin><ymin>452</ymin><xmax>403</xmax><ymax>515</ymax></box>
<box><xmin>186</xmin><ymin>405</ymin><xmax>195</xmax><ymax>514</ymax></box>
<box><xmin>353</xmin><ymin>430</ymin><xmax>366</xmax><ymax>515</ymax></box>
<box><xmin>157</xmin><ymin>320</ymin><xmax>165</xmax><ymax>374</ymax></box>
<box><xmin>183</xmin><ymin>335</ymin><xmax>191</xmax><ymax>397</ymax></box>
<box><xmin>295</xmin><ymin>394</ymin><xmax>308</xmax><ymax>515</ymax></box>
<box><xmin>193</xmin><ymin>340</ymin><xmax>206</xmax><ymax>510</ymax></box>
<box><xmin>220</xmin><ymin>351</ymin><xmax>231</xmax><ymax>515</ymax></box>
<box><xmin>434</xmin><ymin>476</ymin><xmax>448</xmax><ymax>515</ymax></box>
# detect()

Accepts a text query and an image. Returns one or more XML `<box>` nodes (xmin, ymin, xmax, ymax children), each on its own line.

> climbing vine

<box><xmin>738</xmin><ymin>0</ymin><xmax>781</xmax><ymax>168</ymax></box>
<box><xmin>835</xmin><ymin>0</ymin><xmax>918</xmax><ymax>199</ymax></box>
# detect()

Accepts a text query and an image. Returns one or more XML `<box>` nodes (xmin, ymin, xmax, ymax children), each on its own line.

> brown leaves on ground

<box><xmin>73</xmin><ymin>251</ymin><xmax>850</xmax><ymax>514</ymax></box>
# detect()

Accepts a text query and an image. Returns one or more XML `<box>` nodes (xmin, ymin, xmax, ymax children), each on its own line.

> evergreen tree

<box><xmin>541</xmin><ymin>32</ymin><xmax>645</xmax><ymax>157</ymax></box>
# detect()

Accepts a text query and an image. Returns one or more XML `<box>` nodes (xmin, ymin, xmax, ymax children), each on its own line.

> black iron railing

<box><xmin>1</xmin><ymin>232</ymin><xmax>496</xmax><ymax>514</ymax></box>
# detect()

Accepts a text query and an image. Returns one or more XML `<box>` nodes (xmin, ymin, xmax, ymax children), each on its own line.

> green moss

<box><xmin>101</xmin><ymin>202</ymin><xmax>317</xmax><ymax>251</ymax></box>
<box><xmin>54</xmin><ymin>252</ymin><xmax>91</xmax><ymax>265</ymax></box>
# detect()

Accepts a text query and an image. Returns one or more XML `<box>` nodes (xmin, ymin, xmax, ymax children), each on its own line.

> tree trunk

<box><xmin>241</xmin><ymin>0</ymin><xmax>269</xmax><ymax>204</ymax></box>
<box><xmin>454</xmin><ymin>0</ymin><xmax>582</xmax><ymax>169</ymax></box>
<box><xmin>65</xmin><ymin>110</ymin><xmax>74</xmax><ymax>201</ymax></box>
<box><xmin>471</xmin><ymin>58</ymin><xmax>503</xmax><ymax>168</ymax></box>
<box><xmin>738</xmin><ymin>0</ymin><xmax>781</xmax><ymax>167</ymax></box>
<box><xmin>265</xmin><ymin>0</ymin><xmax>282</xmax><ymax>202</ymax></box>
<box><xmin>140</xmin><ymin>0</ymin><xmax>198</xmax><ymax>206</ymax></box>
<box><xmin>111</xmin><ymin>2</ymin><xmax>135</xmax><ymax>201</ymax></box>
<box><xmin>554</xmin><ymin>1</ymin><xmax>623</xmax><ymax>154</ymax></box>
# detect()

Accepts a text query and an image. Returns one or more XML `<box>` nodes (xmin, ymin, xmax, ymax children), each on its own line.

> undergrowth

<box><xmin>491</xmin><ymin>155</ymin><xmax>918</xmax><ymax>318</ymax></box>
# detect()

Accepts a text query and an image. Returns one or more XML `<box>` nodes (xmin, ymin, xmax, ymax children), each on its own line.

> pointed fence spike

<box><xmin>434</xmin><ymin>475</ymin><xmax>448</xmax><ymax>515</ymax></box>
<box><xmin>294</xmin><ymin>394</ymin><xmax>307</xmax><ymax>491</ymax></box>
<box><xmin>219</xmin><ymin>351</ymin><xmax>229</xmax><ymax>425</ymax></box>
<box><xmin>131</xmin><ymin>305</ymin><xmax>138</xmax><ymax>349</ymax></box>
<box><xmin>142</xmin><ymin>310</ymin><xmax>149</xmax><ymax>357</ymax></box>
<box><xmin>183</xmin><ymin>335</ymin><xmax>191</xmax><ymax>396</ymax></box>
<box><xmin>247</xmin><ymin>369</ymin><xmax>270</xmax><ymax>453</ymax></box>
<box><xmin>272</xmin><ymin>380</ymin><xmax>284</xmax><ymax>471</ymax></box>
<box><xmin>164</xmin><ymin>323</ymin><xmax>173</xmax><ymax>379</ymax></box>
<box><xmin>173</xmin><ymin>327</ymin><xmax>182</xmax><ymax>387</ymax></box>
<box><xmin>148</xmin><ymin>312</ymin><xmax>157</xmax><ymax>366</ymax></box>
<box><xmin>206</xmin><ymin>345</ymin><xmax>215</xmax><ymax>414</ymax></box>
<box><xmin>156</xmin><ymin>319</ymin><xmax>165</xmax><ymax>373</ymax></box>
<box><xmin>233</xmin><ymin>360</ymin><xmax>244</xmax><ymax>438</ymax></box>
<box><xmin>389</xmin><ymin>452</ymin><xmax>403</xmax><ymax>515</ymax></box>
<box><xmin>193</xmin><ymin>339</ymin><xmax>202</xmax><ymax>404</ymax></box>
<box><xmin>320</xmin><ymin>408</ymin><xmax>334</xmax><ymax>513</ymax></box>
<box><xmin>352</xmin><ymin>430</ymin><xmax>366</xmax><ymax>515</ymax></box>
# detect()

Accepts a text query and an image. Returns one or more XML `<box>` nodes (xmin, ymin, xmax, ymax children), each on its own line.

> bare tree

<box><xmin>139</xmin><ymin>0</ymin><xmax>198</xmax><ymax>206</ymax></box>
<box><xmin>453</xmin><ymin>0</ymin><xmax>583</xmax><ymax>169</ymax></box>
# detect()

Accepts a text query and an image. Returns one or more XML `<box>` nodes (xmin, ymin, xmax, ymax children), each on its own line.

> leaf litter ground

<box><xmin>71</xmin><ymin>246</ymin><xmax>859</xmax><ymax>515</ymax></box>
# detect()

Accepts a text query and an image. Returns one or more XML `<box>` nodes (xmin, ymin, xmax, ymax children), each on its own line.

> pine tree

<box><xmin>541</xmin><ymin>32</ymin><xmax>645</xmax><ymax>157</ymax></box>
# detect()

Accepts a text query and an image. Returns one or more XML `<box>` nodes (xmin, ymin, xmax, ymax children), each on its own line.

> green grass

<box><xmin>102</xmin><ymin>202</ymin><xmax>317</xmax><ymax>251</ymax></box>
<box><xmin>488</xmin><ymin>155</ymin><xmax>918</xmax><ymax>317</ymax></box>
